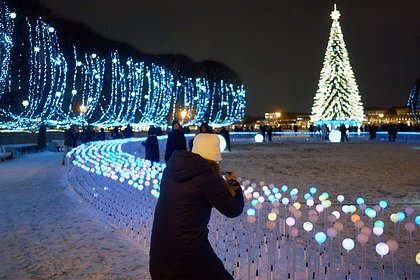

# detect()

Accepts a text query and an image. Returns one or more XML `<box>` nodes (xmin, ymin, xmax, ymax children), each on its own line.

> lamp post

<box><xmin>180</xmin><ymin>110</ymin><xmax>187</xmax><ymax>124</ymax></box>
<box><xmin>22</xmin><ymin>100</ymin><xmax>29</xmax><ymax>110</ymax></box>
<box><xmin>79</xmin><ymin>104</ymin><xmax>87</xmax><ymax>125</ymax></box>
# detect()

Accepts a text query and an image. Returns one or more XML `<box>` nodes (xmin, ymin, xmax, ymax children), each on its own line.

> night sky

<box><xmin>40</xmin><ymin>0</ymin><xmax>420</xmax><ymax>115</ymax></box>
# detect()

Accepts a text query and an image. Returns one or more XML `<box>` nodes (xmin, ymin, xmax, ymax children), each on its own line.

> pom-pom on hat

<box><xmin>192</xmin><ymin>133</ymin><xmax>222</xmax><ymax>162</ymax></box>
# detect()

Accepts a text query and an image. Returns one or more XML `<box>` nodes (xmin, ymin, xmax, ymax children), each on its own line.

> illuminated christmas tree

<box><xmin>406</xmin><ymin>78</ymin><xmax>419</xmax><ymax>123</ymax></box>
<box><xmin>311</xmin><ymin>5</ymin><xmax>364</xmax><ymax>126</ymax></box>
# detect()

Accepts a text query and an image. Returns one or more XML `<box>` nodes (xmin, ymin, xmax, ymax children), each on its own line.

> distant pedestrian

<box><xmin>267</xmin><ymin>125</ymin><xmax>273</xmax><ymax>142</ymax></box>
<box><xmin>321</xmin><ymin>124</ymin><xmax>328</xmax><ymax>140</ymax></box>
<box><xmin>340</xmin><ymin>124</ymin><xmax>349</xmax><ymax>142</ymax></box>
<box><xmin>62</xmin><ymin>126</ymin><xmax>75</xmax><ymax>165</ymax></box>
<box><xmin>219</xmin><ymin>127</ymin><xmax>231</xmax><ymax>151</ymax></box>
<box><xmin>388</xmin><ymin>125</ymin><xmax>397</xmax><ymax>142</ymax></box>
<box><xmin>98</xmin><ymin>128</ymin><xmax>106</xmax><ymax>141</ymax></box>
<box><xmin>260</xmin><ymin>125</ymin><xmax>267</xmax><ymax>142</ymax></box>
<box><xmin>142</xmin><ymin>126</ymin><xmax>160</xmax><ymax>163</ymax></box>
<box><xmin>124</xmin><ymin>124</ymin><xmax>134</xmax><ymax>138</ymax></box>
<box><xmin>189</xmin><ymin>123</ymin><xmax>212</xmax><ymax>151</ymax></box>
<box><xmin>165</xmin><ymin>120</ymin><xmax>187</xmax><ymax>162</ymax></box>
<box><xmin>293</xmin><ymin>125</ymin><xmax>298</xmax><ymax>135</ymax></box>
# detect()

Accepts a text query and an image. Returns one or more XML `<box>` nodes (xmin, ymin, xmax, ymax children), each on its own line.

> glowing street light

<box><xmin>275</xmin><ymin>112</ymin><xmax>281</xmax><ymax>118</ymax></box>
<box><xmin>79</xmin><ymin>104</ymin><xmax>87</xmax><ymax>114</ymax></box>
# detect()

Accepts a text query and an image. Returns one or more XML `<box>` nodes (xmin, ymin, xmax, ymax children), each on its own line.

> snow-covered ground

<box><xmin>0</xmin><ymin>140</ymin><xmax>418</xmax><ymax>279</ymax></box>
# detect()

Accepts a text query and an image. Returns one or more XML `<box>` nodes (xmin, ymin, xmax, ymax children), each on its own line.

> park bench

<box><xmin>1</xmin><ymin>143</ymin><xmax>38</xmax><ymax>158</ymax></box>
<box><xmin>0</xmin><ymin>146</ymin><xmax>12</xmax><ymax>161</ymax></box>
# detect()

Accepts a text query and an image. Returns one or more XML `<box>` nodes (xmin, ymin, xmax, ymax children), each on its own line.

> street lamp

<box><xmin>180</xmin><ymin>110</ymin><xmax>187</xmax><ymax>123</ymax></box>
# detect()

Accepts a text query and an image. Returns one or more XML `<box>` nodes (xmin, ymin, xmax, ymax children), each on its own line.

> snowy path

<box><xmin>0</xmin><ymin>152</ymin><xmax>150</xmax><ymax>280</ymax></box>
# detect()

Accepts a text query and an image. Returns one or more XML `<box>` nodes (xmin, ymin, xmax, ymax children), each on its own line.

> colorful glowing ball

<box><xmin>247</xmin><ymin>208</ymin><xmax>256</xmax><ymax>216</ymax></box>
<box><xmin>328</xmin><ymin>214</ymin><xmax>337</xmax><ymax>223</ymax></box>
<box><xmin>354</xmin><ymin>220</ymin><xmax>364</xmax><ymax>229</ymax></box>
<box><xmin>266</xmin><ymin>221</ymin><xmax>276</xmax><ymax>230</ymax></box>
<box><xmin>397</xmin><ymin>212</ymin><xmax>406</xmax><ymax>221</ymax></box>
<box><xmin>386</xmin><ymin>240</ymin><xmax>398</xmax><ymax>252</ymax></box>
<box><xmin>253</xmin><ymin>192</ymin><xmax>260</xmax><ymax>198</ymax></box>
<box><xmin>357</xmin><ymin>233</ymin><xmax>369</xmax><ymax>244</ymax></box>
<box><xmin>304</xmin><ymin>193</ymin><xmax>311</xmax><ymax>200</ymax></box>
<box><xmin>374</xmin><ymin>220</ymin><xmax>385</xmax><ymax>228</ymax></box>
<box><xmin>373</xmin><ymin>226</ymin><xmax>384</xmax><ymax>236</ymax></box>
<box><xmin>334</xmin><ymin>222</ymin><xmax>344</xmax><ymax>232</ymax></box>
<box><xmin>361</xmin><ymin>226</ymin><xmax>372</xmax><ymax>236</ymax></box>
<box><xmin>282</xmin><ymin>197</ymin><xmax>289</xmax><ymax>205</ymax></box>
<box><xmin>416</xmin><ymin>252</ymin><xmax>420</xmax><ymax>265</ymax></box>
<box><xmin>356</xmin><ymin>197</ymin><xmax>365</xmax><ymax>205</ymax></box>
<box><xmin>309</xmin><ymin>187</ymin><xmax>317</xmax><ymax>194</ymax></box>
<box><xmin>365</xmin><ymin>208</ymin><xmax>377</xmax><ymax>219</ymax></box>
<box><xmin>289</xmin><ymin>227</ymin><xmax>299</xmax><ymax>237</ymax></box>
<box><xmin>282</xmin><ymin>185</ymin><xmax>288</xmax><ymax>192</ymax></box>
<box><xmin>272</xmin><ymin>201</ymin><xmax>280</xmax><ymax>208</ymax></box>
<box><xmin>322</xmin><ymin>200</ymin><xmax>332</xmax><ymax>208</ymax></box>
<box><xmin>327</xmin><ymin>227</ymin><xmax>337</xmax><ymax>238</ymax></box>
<box><xmin>315</xmin><ymin>232</ymin><xmax>327</xmax><ymax>244</ymax></box>
<box><xmin>405</xmin><ymin>207</ymin><xmax>414</xmax><ymax>215</ymax></box>
<box><xmin>303</xmin><ymin>221</ymin><xmax>313</xmax><ymax>232</ymax></box>
<box><xmin>349</xmin><ymin>205</ymin><xmax>357</xmax><ymax>213</ymax></box>
<box><xmin>405</xmin><ymin>222</ymin><xmax>415</xmax><ymax>232</ymax></box>
<box><xmin>342</xmin><ymin>238</ymin><xmax>355</xmax><ymax>251</ymax></box>
<box><xmin>329</xmin><ymin>129</ymin><xmax>341</xmax><ymax>143</ymax></box>
<box><xmin>390</xmin><ymin>214</ymin><xmax>399</xmax><ymax>223</ymax></box>
<box><xmin>416</xmin><ymin>216</ymin><xmax>420</xmax><ymax>226</ymax></box>
<box><xmin>337</xmin><ymin>195</ymin><xmax>344</xmax><ymax>203</ymax></box>
<box><xmin>376</xmin><ymin>242</ymin><xmax>389</xmax><ymax>257</ymax></box>
<box><xmin>255</xmin><ymin>203</ymin><xmax>263</xmax><ymax>210</ymax></box>
<box><xmin>217</xmin><ymin>134</ymin><xmax>227</xmax><ymax>152</ymax></box>
<box><xmin>286</xmin><ymin>217</ymin><xmax>296</xmax><ymax>227</ymax></box>
<box><xmin>379</xmin><ymin>200</ymin><xmax>388</xmax><ymax>209</ymax></box>
<box><xmin>319</xmin><ymin>194</ymin><xmax>326</xmax><ymax>202</ymax></box>
<box><xmin>257</xmin><ymin>196</ymin><xmax>265</xmax><ymax>203</ymax></box>
<box><xmin>373</xmin><ymin>205</ymin><xmax>381</xmax><ymax>212</ymax></box>
<box><xmin>247</xmin><ymin>216</ymin><xmax>256</xmax><ymax>224</ymax></box>
<box><xmin>293</xmin><ymin>202</ymin><xmax>301</xmax><ymax>210</ymax></box>
<box><xmin>342</xmin><ymin>205</ymin><xmax>350</xmax><ymax>214</ymax></box>
<box><xmin>306</xmin><ymin>199</ymin><xmax>314</xmax><ymax>207</ymax></box>
<box><xmin>251</xmin><ymin>199</ymin><xmax>258</xmax><ymax>207</ymax></box>
<box><xmin>254</xmin><ymin>134</ymin><xmax>264</xmax><ymax>143</ymax></box>
<box><xmin>268</xmin><ymin>212</ymin><xmax>277</xmax><ymax>221</ymax></box>
<box><xmin>332</xmin><ymin>211</ymin><xmax>340</xmax><ymax>219</ymax></box>
<box><xmin>290</xmin><ymin>188</ymin><xmax>298</xmax><ymax>195</ymax></box>
<box><xmin>315</xmin><ymin>204</ymin><xmax>324</xmax><ymax>213</ymax></box>
<box><xmin>351</xmin><ymin>214</ymin><xmax>361</xmax><ymax>223</ymax></box>
<box><xmin>271</xmin><ymin>208</ymin><xmax>280</xmax><ymax>215</ymax></box>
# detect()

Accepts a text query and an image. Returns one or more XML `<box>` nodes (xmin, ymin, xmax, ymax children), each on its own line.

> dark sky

<box><xmin>40</xmin><ymin>0</ymin><xmax>419</xmax><ymax>115</ymax></box>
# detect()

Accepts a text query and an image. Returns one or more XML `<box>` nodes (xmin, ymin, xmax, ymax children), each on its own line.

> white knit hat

<box><xmin>192</xmin><ymin>134</ymin><xmax>222</xmax><ymax>162</ymax></box>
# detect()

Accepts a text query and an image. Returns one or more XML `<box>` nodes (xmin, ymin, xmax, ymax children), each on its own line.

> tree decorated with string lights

<box><xmin>407</xmin><ymin>78</ymin><xmax>419</xmax><ymax>123</ymax></box>
<box><xmin>311</xmin><ymin>5</ymin><xmax>364</xmax><ymax>126</ymax></box>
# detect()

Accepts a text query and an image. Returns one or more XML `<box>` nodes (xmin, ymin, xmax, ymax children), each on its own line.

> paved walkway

<box><xmin>0</xmin><ymin>152</ymin><xmax>150</xmax><ymax>279</ymax></box>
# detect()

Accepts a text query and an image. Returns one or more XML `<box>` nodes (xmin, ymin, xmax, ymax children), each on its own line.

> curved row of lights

<box><xmin>0</xmin><ymin>3</ymin><xmax>246</xmax><ymax>130</ymax></box>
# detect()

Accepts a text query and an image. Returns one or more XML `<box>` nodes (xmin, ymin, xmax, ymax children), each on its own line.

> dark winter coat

<box><xmin>142</xmin><ymin>135</ymin><xmax>160</xmax><ymax>163</ymax></box>
<box><xmin>164</xmin><ymin>130</ymin><xmax>187</xmax><ymax>162</ymax></box>
<box><xmin>64</xmin><ymin>129</ymin><xmax>75</xmax><ymax>147</ymax></box>
<box><xmin>150</xmin><ymin>151</ymin><xmax>244</xmax><ymax>280</ymax></box>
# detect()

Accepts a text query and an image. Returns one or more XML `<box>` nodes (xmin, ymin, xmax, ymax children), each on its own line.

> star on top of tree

<box><xmin>330</xmin><ymin>4</ymin><xmax>340</xmax><ymax>20</ymax></box>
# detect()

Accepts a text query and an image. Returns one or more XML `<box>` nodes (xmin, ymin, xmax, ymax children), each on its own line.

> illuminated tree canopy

<box><xmin>0</xmin><ymin>1</ymin><xmax>246</xmax><ymax>129</ymax></box>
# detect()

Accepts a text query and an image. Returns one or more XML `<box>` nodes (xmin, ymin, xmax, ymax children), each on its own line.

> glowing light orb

<box><xmin>255</xmin><ymin>203</ymin><xmax>263</xmax><ymax>210</ymax></box>
<box><xmin>254</xmin><ymin>134</ymin><xmax>264</xmax><ymax>143</ymax></box>
<box><xmin>309</xmin><ymin>187</ymin><xmax>317</xmax><ymax>194</ymax></box>
<box><xmin>342</xmin><ymin>205</ymin><xmax>350</xmax><ymax>214</ymax></box>
<box><xmin>319</xmin><ymin>194</ymin><xmax>326</xmax><ymax>202</ymax></box>
<box><xmin>374</xmin><ymin>220</ymin><xmax>385</xmax><ymax>228</ymax></box>
<box><xmin>361</xmin><ymin>226</ymin><xmax>371</xmax><ymax>236</ymax></box>
<box><xmin>334</xmin><ymin>222</ymin><xmax>344</xmax><ymax>232</ymax></box>
<box><xmin>217</xmin><ymin>134</ymin><xmax>227</xmax><ymax>152</ymax></box>
<box><xmin>286</xmin><ymin>217</ymin><xmax>296</xmax><ymax>227</ymax></box>
<box><xmin>315</xmin><ymin>204</ymin><xmax>324</xmax><ymax>213</ymax></box>
<box><xmin>268</xmin><ymin>212</ymin><xmax>277</xmax><ymax>221</ymax></box>
<box><xmin>356</xmin><ymin>197</ymin><xmax>365</xmax><ymax>205</ymax></box>
<box><xmin>327</xmin><ymin>227</ymin><xmax>337</xmax><ymax>238</ymax></box>
<box><xmin>379</xmin><ymin>200</ymin><xmax>388</xmax><ymax>209</ymax></box>
<box><xmin>405</xmin><ymin>222</ymin><xmax>415</xmax><ymax>232</ymax></box>
<box><xmin>282</xmin><ymin>185</ymin><xmax>288</xmax><ymax>192</ymax></box>
<box><xmin>247</xmin><ymin>216</ymin><xmax>256</xmax><ymax>224</ymax></box>
<box><xmin>390</xmin><ymin>214</ymin><xmax>399</xmax><ymax>223</ymax></box>
<box><xmin>337</xmin><ymin>195</ymin><xmax>344</xmax><ymax>203</ymax></box>
<box><xmin>282</xmin><ymin>197</ymin><xmax>289</xmax><ymax>205</ymax></box>
<box><xmin>376</xmin><ymin>242</ymin><xmax>389</xmax><ymax>257</ymax></box>
<box><xmin>332</xmin><ymin>211</ymin><xmax>340</xmax><ymax>219</ymax></box>
<box><xmin>306</xmin><ymin>199</ymin><xmax>314</xmax><ymax>207</ymax></box>
<box><xmin>373</xmin><ymin>226</ymin><xmax>384</xmax><ymax>236</ymax></box>
<box><xmin>328</xmin><ymin>214</ymin><xmax>336</xmax><ymax>223</ymax></box>
<box><xmin>386</xmin><ymin>240</ymin><xmax>398</xmax><ymax>252</ymax></box>
<box><xmin>416</xmin><ymin>216</ymin><xmax>420</xmax><ymax>226</ymax></box>
<box><xmin>349</xmin><ymin>205</ymin><xmax>357</xmax><ymax>213</ymax></box>
<box><xmin>322</xmin><ymin>200</ymin><xmax>331</xmax><ymax>208</ymax></box>
<box><xmin>357</xmin><ymin>233</ymin><xmax>369</xmax><ymax>244</ymax></box>
<box><xmin>266</xmin><ymin>221</ymin><xmax>276</xmax><ymax>230</ymax></box>
<box><xmin>304</xmin><ymin>193</ymin><xmax>311</xmax><ymax>200</ymax></box>
<box><xmin>290</xmin><ymin>188</ymin><xmax>298</xmax><ymax>195</ymax></box>
<box><xmin>342</xmin><ymin>238</ymin><xmax>355</xmax><ymax>251</ymax></box>
<box><xmin>10</xmin><ymin>12</ymin><xmax>17</xmax><ymax>19</ymax></box>
<box><xmin>91</xmin><ymin>53</ymin><xmax>97</xmax><ymax>58</ymax></box>
<box><xmin>257</xmin><ymin>196</ymin><xmax>265</xmax><ymax>203</ymax></box>
<box><xmin>48</xmin><ymin>27</ymin><xmax>55</xmax><ymax>33</ymax></box>
<box><xmin>354</xmin><ymin>220</ymin><xmax>364</xmax><ymax>229</ymax></box>
<box><xmin>293</xmin><ymin>202</ymin><xmax>301</xmax><ymax>210</ymax></box>
<box><xmin>351</xmin><ymin>214</ymin><xmax>360</xmax><ymax>223</ymax></box>
<box><xmin>405</xmin><ymin>207</ymin><xmax>414</xmax><ymax>215</ymax></box>
<box><xmin>365</xmin><ymin>208</ymin><xmax>377</xmax><ymax>219</ymax></box>
<box><xmin>272</xmin><ymin>200</ymin><xmax>280</xmax><ymax>207</ymax></box>
<box><xmin>303</xmin><ymin>221</ymin><xmax>313</xmax><ymax>232</ymax></box>
<box><xmin>397</xmin><ymin>211</ymin><xmax>405</xmax><ymax>222</ymax></box>
<box><xmin>253</xmin><ymin>192</ymin><xmax>260</xmax><ymax>199</ymax></box>
<box><xmin>246</xmin><ymin>208</ymin><xmax>256</xmax><ymax>216</ymax></box>
<box><xmin>315</xmin><ymin>232</ymin><xmax>327</xmax><ymax>244</ymax></box>
<box><xmin>329</xmin><ymin>129</ymin><xmax>341</xmax><ymax>143</ymax></box>
<box><xmin>416</xmin><ymin>252</ymin><xmax>420</xmax><ymax>265</ymax></box>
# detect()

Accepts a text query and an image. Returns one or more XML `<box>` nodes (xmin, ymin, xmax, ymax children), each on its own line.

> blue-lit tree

<box><xmin>407</xmin><ymin>78</ymin><xmax>419</xmax><ymax>123</ymax></box>
<box><xmin>0</xmin><ymin>1</ymin><xmax>246</xmax><ymax>130</ymax></box>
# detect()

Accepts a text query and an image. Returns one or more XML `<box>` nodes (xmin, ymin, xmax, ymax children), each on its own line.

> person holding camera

<box><xmin>150</xmin><ymin>134</ymin><xmax>243</xmax><ymax>280</ymax></box>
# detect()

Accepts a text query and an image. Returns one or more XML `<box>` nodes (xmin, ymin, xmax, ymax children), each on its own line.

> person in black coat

<box><xmin>141</xmin><ymin>127</ymin><xmax>160</xmax><ymax>163</ymax></box>
<box><xmin>165</xmin><ymin>120</ymin><xmax>187</xmax><ymax>162</ymax></box>
<box><xmin>219</xmin><ymin>126</ymin><xmax>231</xmax><ymax>152</ymax></box>
<box><xmin>150</xmin><ymin>134</ymin><xmax>244</xmax><ymax>280</ymax></box>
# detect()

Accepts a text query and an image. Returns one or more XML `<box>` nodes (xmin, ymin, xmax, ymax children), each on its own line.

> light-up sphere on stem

<box><xmin>315</xmin><ymin>232</ymin><xmax>327</xmax><ymax>244</ymax></box>
<box><xmin>373</xmin><ymin>226</ymin><xmax>384</xmax><ymax>237</ymax></box>
<box><xmin>254</xmin><ymin>134</ymin><xmax>264</xmax><ymax>142</ymax></box>
<box><xmin>405</xmin><ymin>207</ymin><xmax>414</xmax><ymax>215</ymax></box>
<box><xmin>247</xmin><ymin>215</ymin><xmax>256</xmax><ymax>224</ymax></box>
<box><xmin>266</xmin><ymin>221</ymin><xmax>276</xmax><ymax>230</ymax></box>
<box><xmin>361</xmin><ymin>226</ymin><xmax>372</xmax><ymax>236</ymax></box>
<box><xmin>247</xmin><ymin>208</ymin><xmax>256</xmax><ymax>216</ymax></box>
<box><xmin>334</xmin><ymin>222</ymin><xmax>344</xmax><ymax>232</ymax></box>
<box><xmin>390</xmin><ymin>214</ymin><xmax>399</xmax><ymax>223</ymax></box>
<box><xmin>356</xmin><ymin>197</ymin><xmax>365</xmax><ymax>205</ymax></box>
<box><xmin>374</xmin><ymin>220</ymin><xmax>385</xmax><ymax>228</ymax></box>
<box><xmin>289</xmin><ymin>227</ymin><xmax>299</xmax><ymax>237</ymax></box>
<box><xmin>327</xmin><ymin>227</ymin><xmax>337</xmax><ymax>238</ymax></box>
<box><xmin>329</xmin><ymin>130</ymin><xmax>341</xmax><ymax>142</ymax></box>
<box><xmin>357</xmin><ymin>233</ymin><xmax>369</xmax><ymax>244</ymax></box>
<box><xmin>386</xmin><ymin>240</ymin><xmax>398</xmax><ymax>252</ymax></box>
<box><xmin>416</xmin><ymin>216</ymin><xmax>420</xmax><ymax>226</ymax></box>
<box><xmin>379</xmin><ymin>200</ymin><xmax>388</xmax><ymax>209</ymax></box>
<box><xmin>309</xmin><ymin>187</ymin><xmax>317</xmax><ymax>195</ymax></box>
<box><xmin>397</xmin><ymin>211</ymin><xmax>405</xmax><ymax>222</ymax></box>
<box><xmin>303</xmin><ymin>221</ymin><xmax>313</xmax><ymax>232</ymax></box>
<box><xmin>416</xmin><ymin>252</ymin><xmax>420</xmax><ymax>265</ymax></box>
<box><xmin>268</xmin><ymin>212</ymin><xmax>277</xmax><ymax>221</ymax></box>
<box><xmin>351</xmin><ymin>214</ymin><xmax>360</xmax><ymax>222</ymax></box>
<box><xmin>376</xmin><ymin>242</ymin><xmax>389</xmax><ymax>257</ymax></box>
<box><xmin>306</xmin><ymin>199</ymin><xmax>314</xmax><ymax>207</ymax></box>
<box><xmin>217</xmin><ymin>134</ymin><xmax>227</xmax><ymax>152</ymax></box>
<box><xmin>286</xmin><ymin>217</ymin><xmax>296</xmax><ymax>227</ymax></box>
<box><xmin>342</xmin><ymin>238</ymin><xmax>355</xmax><ymax>251</ymax></box>
<box><xmin>405</xmin><ymin>222</ymin><xmax>415</xmax><ymax>232</ymax></box>
<box><xmin>337</xmin><ymin>195</ymin><xmax>344</xmax><ymax>203</ymax></box>
<box><xmin>332</xmin><ymin>211</ymin><xmax>340</xmax><ymax>219</ymax></box>
<box><xmin>282</xmin><ymin>185</ymin><xmax>288</xmax><ymax>192</ymax></box>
